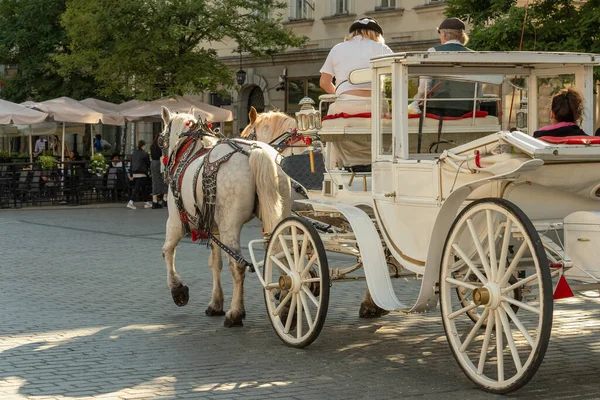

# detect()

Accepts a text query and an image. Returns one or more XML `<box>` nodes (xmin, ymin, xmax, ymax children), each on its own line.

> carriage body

<box><xmin>256</xmin><ymin>51</ymin><xmax>600</xmax><ymax>393</ymax></box>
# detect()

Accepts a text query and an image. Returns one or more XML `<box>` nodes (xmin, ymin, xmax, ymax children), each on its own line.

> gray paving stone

<box><xmin>1</xmin><ymin>207</ymin><xmax>600</xmax><ymax>399</ymax></box>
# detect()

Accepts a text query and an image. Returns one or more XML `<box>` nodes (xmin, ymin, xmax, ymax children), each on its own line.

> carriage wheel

<box><xmin>263</xmin><ymin>216</ymin><xmax>330</xmax><ymax>348</ymax></box>
<box><xmin>440</xmin><ymin>198</ymin><xmax>552</xmax><ymax>394</ymax></box>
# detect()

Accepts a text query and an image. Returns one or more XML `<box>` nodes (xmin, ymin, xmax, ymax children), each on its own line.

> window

<box><xmin>332</xmin><ymin>0</ymin><xmax>350</xmax><ymax>15</ymax></box>
<box><xmin>378</xmin><ymin>0</ymin><xmax>396</xmax><ymax>9</ymax></box>
<box><xmin>286</xmin><ymin>76</ymin><xmax>325</xmax><ymax>114</ymax></box>
<box><xmin>290</xmin><ymin>0</ymin><xmax>313</xmax><ymax>20</ymax></box>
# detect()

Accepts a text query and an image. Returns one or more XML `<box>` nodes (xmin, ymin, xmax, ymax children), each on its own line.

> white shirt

<box><xmin>320</xmin><ymin>36</ymin><xmax>392</xmax><ymax>95</ymax></box>
<box><xmin>34</xmin><ymin>139</ymin><xmax>47</xmax><ymax>155</ymax></box>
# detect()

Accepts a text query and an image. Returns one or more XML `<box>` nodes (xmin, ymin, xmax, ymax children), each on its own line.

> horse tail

<box><xmin>249</xmin><ymin>147</ymin><xmax>283</xmax><ymax>234</ymax></box>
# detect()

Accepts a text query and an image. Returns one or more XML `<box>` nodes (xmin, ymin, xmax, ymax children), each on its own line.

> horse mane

<box><xmin>242</xmin><ymin>111</ymin><xmax>296</xmax><ymax>143</ymax></box>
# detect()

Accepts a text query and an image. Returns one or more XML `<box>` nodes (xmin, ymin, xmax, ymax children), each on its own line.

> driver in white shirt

<box><xmin>319</xmin><ymin>17</ymin><xmax>392</xmax><ymax>167</ymax></box>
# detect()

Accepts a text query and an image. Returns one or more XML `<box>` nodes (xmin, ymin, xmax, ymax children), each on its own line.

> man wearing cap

<box><xmin>319</xmin><ymin>17</ymin><xmax>392</xmax><ymax>168</ymax></box>
<box><xmin>411</xmin><ymin>17</ymin><xmax>478</xmax><ymax>117</ymax></box>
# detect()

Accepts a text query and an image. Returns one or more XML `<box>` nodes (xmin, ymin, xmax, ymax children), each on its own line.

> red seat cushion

<box><xmin>321</xmin><ymin>110</ymin><xmax>488</xmax><ymax>121</ymax></box>
<box><xmin>537</xmin><ymin>135</ymin><xmax>600</xmax><ymax>145</ymax></box>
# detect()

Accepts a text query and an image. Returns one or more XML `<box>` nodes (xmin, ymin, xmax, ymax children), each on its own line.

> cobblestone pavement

<box><xmin>1</xmin><ymin>207</ymin><xmax>600</xmax><ymax>400</ymax></box>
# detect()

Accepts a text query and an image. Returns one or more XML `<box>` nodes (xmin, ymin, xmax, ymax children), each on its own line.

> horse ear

<box><xmin>161</xmin><ymin>106</ymin><xmax>171</xmax><ymax>125</ymax></box>
<box><xmin>249</xmin><ymin>106</ymin><xmax>258</xmax><ymax>124</ymax></box>
<box><xmin>188</xmin><ymin>106</ymin><xmax>195</xmax><ymax>116</ymax></box>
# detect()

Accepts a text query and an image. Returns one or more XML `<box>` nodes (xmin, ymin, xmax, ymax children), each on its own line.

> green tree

<box><xmin>57</xmin><ymin>0</ymin><xmax>306</xmax><ymax>100</ymax></box>
<box><xmin>446</xmin><ymin>0</ymin><xmax>600</xmax><ymax>52</ymax></box>
<box><xmin>0</xmin><ymin>0</ymin><xmax>95</xmax><ymax>102</ymax></box>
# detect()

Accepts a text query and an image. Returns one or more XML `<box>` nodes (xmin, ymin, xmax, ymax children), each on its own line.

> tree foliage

<box><xmin>0</xmin><ymin>0</ymin><xmax>95</xmax><ymax>102</ymax></box>
<box><xmin>446</xmin><ymin>0</ymin><xmax>600</xmax><ymax>52</ymax></box>
<box><xmin>57</xmin><ymin>0</ymin><xmax>306</xmax><ymax>100</ymax></box>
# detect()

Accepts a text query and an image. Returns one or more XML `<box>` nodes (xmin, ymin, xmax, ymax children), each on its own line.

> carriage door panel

<box><xmin>373</xmin><ymin>160</ymin><xmax>440</xmax><ymax>273</ymax></box>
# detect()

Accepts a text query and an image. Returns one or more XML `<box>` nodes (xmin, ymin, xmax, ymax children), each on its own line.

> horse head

<box><xmin>241</xmin><ymin>106</ymin><xmax>298</xmax><ymax>153</ymax></box>
<box><xmin>160</xmin><ymin>106</ymin><xmax>217</xmax><ymax>159</ymax></box>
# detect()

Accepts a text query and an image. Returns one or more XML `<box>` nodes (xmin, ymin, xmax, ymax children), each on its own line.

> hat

<box><xmin>349</xmin><ymin>17</ymin><xmax>383</xmax><ymax>36</ymax></box>
<box><xmin>437</xmin><ymin>17</ymin><xmax>466</xmax><ymax>33</ymax></box>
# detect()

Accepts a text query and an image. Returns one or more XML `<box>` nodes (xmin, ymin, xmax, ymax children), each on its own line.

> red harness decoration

<box><xmin>537</xmin><ymin>135</ymin><xmax>600</xmax><ymax>145</ymax></box>
<box><xmin>321</xmin><ymin>110</ymin><xmax>488</xmax><ymax>121</ymax></box>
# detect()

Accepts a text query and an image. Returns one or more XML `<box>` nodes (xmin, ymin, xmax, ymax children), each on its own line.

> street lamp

<box><xmin>236</xmin><ymin>51</ymin><xmax>246</xmax><ymax>86</ymax></box>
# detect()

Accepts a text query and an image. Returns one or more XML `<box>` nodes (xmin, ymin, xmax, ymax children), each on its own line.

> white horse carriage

<box><xmin>241</xmin><ymin>51</ymin><xmax>600</xmax><ymax>393</ymax></box>
<box><xmin>159</xmin><ymin>51</ymin><xmax>600</xmax><ymax>394</ymax></box>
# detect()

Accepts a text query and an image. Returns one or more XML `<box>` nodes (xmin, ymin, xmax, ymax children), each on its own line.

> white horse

<box><xmin>240</xmin><ymin>106</ymin><xmax>388</xmax><ymax>318</ymax></box>
<box><xmin>160</xmin><ymin>106</ymin><xmax>291</xmax><ymax>327</ymax></box>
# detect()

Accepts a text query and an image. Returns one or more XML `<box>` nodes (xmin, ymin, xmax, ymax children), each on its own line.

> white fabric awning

<box><xmin>80</xmin><ymin>98</ymin><xmax>126</xmax><ymax>125</ymax></box>
<box><xmin>24</xmin><ymin>97</ymin><xmax>114</xmax><ymax>125</ymax></box>
<box><xmin>122</xmin><ymin>95</ymin><xmax>232</xmax><ymax>122</ymax></box>
<box><xmin>0</xmin><ymin>99</ymin><xmax>48</xmax><ymax>125</ymax></box>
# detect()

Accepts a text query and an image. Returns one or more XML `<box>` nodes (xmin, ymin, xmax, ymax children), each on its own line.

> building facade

<box><xmin>211</xmin><ymin>0</ymin><xmax>448</xmax><ymax>135</ymax></box>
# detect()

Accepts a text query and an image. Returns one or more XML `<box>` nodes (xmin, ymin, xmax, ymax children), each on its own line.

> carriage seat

<box><xmin>537</xmin><ymin>135</ymin><xmax>600</xmax><ymax>145</ymax></box>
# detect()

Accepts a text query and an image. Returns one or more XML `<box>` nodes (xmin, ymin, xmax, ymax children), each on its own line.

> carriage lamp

<box><xmin>516</xmin><ymin>97</ymin><xmax>528</xmax><ymax>130</ymax></box>
<box><xmin>295</xmin><ymin>97</ymin><xmax>321</xmax><ymax>132</ymax></box>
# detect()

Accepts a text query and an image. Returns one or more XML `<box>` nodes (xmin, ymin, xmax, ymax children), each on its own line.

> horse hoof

<box><xmin>359</xmin><ymin>304</ymin><xmax>389</xmax><ymax>318</ymax></box>
<box><xmin>224</xmin><ymin>317</ymin><xmax>244</xmax><ymax>327</ymax></box>
<box><xmin>205</xmin><ymin>306</ymin><xmax>225</xmax><ymax>316</ymax></box>
<box><xmin>171</xmin><ymin>284</ymin><xmax>189</xmax><ymax>307</ymax></box>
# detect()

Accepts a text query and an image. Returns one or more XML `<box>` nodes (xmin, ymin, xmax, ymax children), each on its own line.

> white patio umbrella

<box><xmin>122</xmin><ymin>95</ymin><xmax>233</xmax><ymax>122</ymax></box>
<box><xmin>0</xmin><ymin>99</ymin><xmax>49</xmax><ymax>163</ymax></box>
<box><xmin>0</xmin><ymin>99</ymin><xmax>48</xmax><ymax>125</ymax></box>
<box><xmin>81</xmin><ymin>98</ymin><xmax>127</xmax><ymax>156</ymax></box>
<box><xmin>80</xmin><ymin>98</ymin><xmax>126</xmax><ymax>126</ymax></box>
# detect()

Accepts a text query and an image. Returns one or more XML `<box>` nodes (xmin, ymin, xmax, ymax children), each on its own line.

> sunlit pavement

<box><xmin>1</xmin><ymin>207</ymin><xmax>600</xmax><ymax>400</ymax></box>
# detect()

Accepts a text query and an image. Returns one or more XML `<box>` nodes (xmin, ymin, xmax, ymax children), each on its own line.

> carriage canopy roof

<box><xmin>370</xmin><ymin>51</ymin><xmax>600</xmax><ymax>69</ymax></box>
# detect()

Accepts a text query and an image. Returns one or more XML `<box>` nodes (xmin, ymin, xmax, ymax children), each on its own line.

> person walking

<box><xmin>150</xmin><ymin>135</ymin><xmax>168</xmax><ymax>209</ymax></box>
<box><xmin>126</xmin><ymin>140</ymin><xmax>151</xmax><ymax>210</ymax></box>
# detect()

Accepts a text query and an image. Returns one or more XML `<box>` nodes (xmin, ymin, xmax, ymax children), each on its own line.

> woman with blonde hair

<box><xmin>319</xmin><ymin>18</ymin><xmax>392</xmax><ymax>168</ymax></box>
<box><xmin>319</xmin><ymin>17</ymin><xmax>391</xmax><ymax>97</ymax></box>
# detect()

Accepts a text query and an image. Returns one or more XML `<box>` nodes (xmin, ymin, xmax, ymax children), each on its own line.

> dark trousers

<box><xmin>130</xmin><ymin>177</ymin><xmax>147</xmax><ymax>202</ymax></box>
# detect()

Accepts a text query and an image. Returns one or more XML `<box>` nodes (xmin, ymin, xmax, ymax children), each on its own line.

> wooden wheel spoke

<box><xmin>296</xmin><ymin>293</ymin><xmax>303</xmax><ymax>338</ymax></box>
<box><xmin>499</xmin><ymin>240</ymin><xmax>528</xmax><ymax>286</ymax></box>
<box><xmin>498</xmin><ymin>219</ymin><xmax>513</xmax><ymax>279</ymax></box>
<box><xmin>498</xmin><ymin>307</ymin><xmax>522</xmax><ymax>371</ymax></box>
<box><xmin>291</xmin><ymin>226</ymin><xmax>299</xmax><ymax>270</ymax></box>
<box><xmin>302</xmin><ymin>286</ymin><xmax>320</xmax><ymax>307</ymax></box>
<box><xmin>299</xmin><ymin>292</ymin><xmax>314</xmax><ymax>330</ymax></box>
<box><xmin>502</xmin><ymin>295</ymin><xmax>540</xmax><ymax>315</ymax></box>
<box><xmin>284</xmin><ymin>294</ymin><xmax>297</xmax><ymax>334</ymax></box>
<box><xmin>298</xmin><ymin>232</ymin><xmax>309</xmax><ymax>272</ymax></box>
<box><xmin>452</xmin><ymin>243</ymin><xmax>488</xmax><ymax>284</ymax></box>
<box><xmin>460</xmin><ymin>308</ymin><xmax>490</xmax><ymax>352</ymax></box>
<box><xmin>486</xmin><ymin>210</ymin><xmax>499</xmax><ymax>281</ymax></box>
<box><xmin>448</xmin><ymin>302</ymin><xmax>479</xmax><ymax>320</ymax></box>
<box><xmin>278</xmin><ymin>235</ymin><xmax>295</xmax><ymax>271</ymax></box>
<box><xmin>445</xmin><ymin>277</ymin><xmax>479</xmax><ymax>291</ymax></box>
<box><xmin>302</xmin><ymin>277</ymin><xmax>320</xmax><ymax>284</ymax></box>
<box><xmin>496</xmin><ymin>309</ymin><xmax>505</xmax><ymax>382</ymax></box>
<box><xmin>467</xmin><ymin>218</ymin><xmax>492</xmax><ymax>279</ymax></box>
<box><xmin>273</xmin><ymin>291</ymin><xmax>293</xmax><ymax>316</ymax></box>
<box><xmin>502</xmin><ymin>273</ymin><xmax>539</xmax><ymax>294</ymax></box>
<box><xmin>300</xmin><ymin>253</ymin><xmax>318</xmax><ymax>278</ymax></box>
<box><xmin>501</xmin><ymin>303</ymin><xmax>534</xmax><ymax>347</ymax></box>
<box><xmin>271</xmin><ymin>255</ymin><xmax>292</xmax><ymax>275</ymax></box>
<box><xmin>477</xmin><ymin>310</ymin><xmax>496</xmax><ymax>374</ymax></box>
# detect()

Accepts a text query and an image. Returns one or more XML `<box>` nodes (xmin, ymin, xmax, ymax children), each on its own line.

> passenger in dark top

<box><xmin>533</xmin><ymin>87</ymin><xmax>587</xmax><ymax>138</ymax></box>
